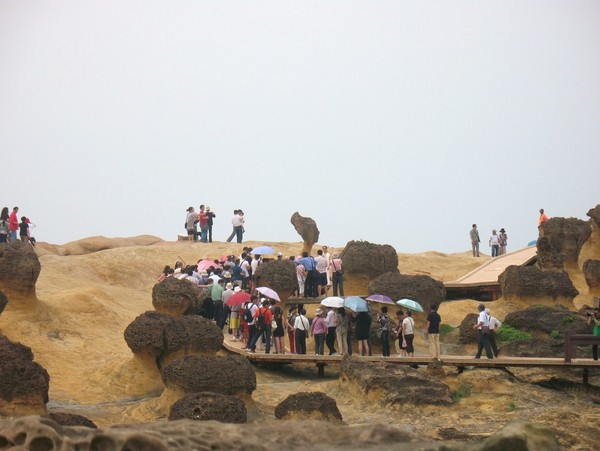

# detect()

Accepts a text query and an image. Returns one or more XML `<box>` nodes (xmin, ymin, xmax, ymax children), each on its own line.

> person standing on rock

<box><xmin>498</xmin><ymin>228</ymin><xmax>508</xmax><ymax>255</ymax></box>
<box><xmin>206</xmin><ymin>206</ymin><xmax>216</xmax><ymax>243</ymax></box>
<box><xmin>489</xmin><ymin>229</ymin><xmax>500</xmax><ymax>257</ymax></box>
<box><xmin>470</xmin><ymin>224</ymin><xmax>480</xmax><ymax>257</ymax></box>
<box><xmin>185</xmin><ymin>207</ymin><xmax>198</xmax><ymax>242</ymax></box>
<box><xmin>473</xmin><ymin>304</ymin><xmax>494</xmax><ymax>359</ymax></box>
<box><xmin>538</xmin><ymin>208</ymin><xmax>549</xmax><ymax>227</ymax></box>
<box><xmin>331</xmin><ymin>253</ymin><xmax>344</xmax><ymax>296</ymax></box>
<box><xmin>9</xmin><ymin>206</ymin><xmax>19</xmax><ymax>242</ymax></box>
<box><xmin>425</xmin><ymin>304</ymin><xmax>441</xmax><ymax>359</ymax></box>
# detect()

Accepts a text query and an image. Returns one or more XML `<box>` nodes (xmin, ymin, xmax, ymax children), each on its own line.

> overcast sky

<box><xmin>1</xmin><ymin>1</ymin><xmax>598</xmax><ymax>254</ymax></box>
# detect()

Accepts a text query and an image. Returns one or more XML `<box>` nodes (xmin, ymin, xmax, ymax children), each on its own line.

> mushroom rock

<box><xmin>539</xmin><ymin>217</ymin><xmax>592</xmax><ymax>267</ymax></box>
<box><xmin>340</xmin><ymin>241</ymin><xmax>399</xmax><ymax>294</ymax></box>
<box><xmin>161</xmin><ymin>355</ymin><xmax>256</xmax><ymax>400</ymax></box>
<box><xmin>458</xmin><ymin>313</ymin><xmax>480</xmax><ymax>344</ymax></box>
<box><xmin>169</xmin><ymin>392</ymin><xmax>247</xmax><ymax>423</ymax></box>
<box><xmin>47</xmin><ymin>412</ymin><xmax>97</xmax><ymax>429</ymax></box>
<box><xmin>274</xmin><ymin>392</ymin><xmax>343</xmax><ymax>423</ymax></box>
<box><xmin>0</xmin><ymin>241</ymin><xmax>41</xmax><ymax>299</ymax></box>
<box><xmin>290</xmin><ymin>212</ymin><xmax>320</xmax><ymax>255</ymax></box>
<box><xmin>340</xmin><ymin>356</ymin><xmax>452</xmax><ymax>406</ymax></box>
<box><xmin>152</xmin><ymin>277</ymin><xmax>203</xmax><ymax>316</ymax></box>
<box><xmin>368</xmin><ymin>272</ymin><xmax>445</xmax><ymax>314</ymax></box>
<box><xmin>0</xmin><ymin>336</ymin><xmax>50</xmax><ymax>416</ymax></box>
<box><xmin>0</xmin><ymin>290</ymin><xmax>7</xmax><ymax>316</ymax></box>
<box><xmin>499</xmin><ymin>265</ymin><xmax>578</xmax><ymax>300</ymax></box>
<box><xmin>253</xmin><ymin>259</ymin><xmax>297</xmax><ymax>301</ymax></box>
<box><xmin>583</xmin><ymin>259</ymin><xmax>600</xmax><ymax>296</ymax></box>
<box><xmin>124</xmin><ymin>312</ymin><xmax>223</xmax><ymax>367</ymax></box>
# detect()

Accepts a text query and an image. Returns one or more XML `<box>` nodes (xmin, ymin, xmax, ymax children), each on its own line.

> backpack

<box><xmin>243</xmin><ymin>304</ymin><xmax>254</xmax><ymax>323</ymax></box>
<box><xmin>256</xmin><ymin>308</ymin><xmax>267</xmax><ymax>330</ymax></box>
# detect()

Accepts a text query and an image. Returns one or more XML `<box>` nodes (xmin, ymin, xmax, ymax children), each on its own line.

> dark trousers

<box><xmin>332</xmin><ymin>272</ymin><xmax>344</xmax><ymax>296</ymax></box>
<box><xmin>314</xmin><ymin>333</ymin><xmax>325</xmax><ymax>355</ymax></box>
<box><xmin>346</xmin><ymin>329</ymin><xmax>352</xmax><ymax>355</ymax></box>
<box><xmin>304</xmin><ymin>270</ymin><xmax>318</xmax><ymax>297</ymax></box>
<box><xmin>489</xmin><ymin>330</ymin><xmax>499</xmax><ymax>357</ymax></box>
<box><xmin>381</xmin><ymin>330</ymin><xmax>390</xmax><ymax>356</ymax></box>
<box><xmin>476</xmin><ymin>330</ymin><xmax>494</xmax><ymax>358</ymax></box>
<box><xmin>208</xmin><ymin>225</ymin><xmax>213</xmax><ymax>242</ymax></box>
<box><xmin>592</xmin><ymin>344</ymin><xmax>598</xmax><ymax>360</ymax></box>
<box><xmin>246</xmin><ymin>325</ymin><xmax>256</xmax><ymax>348</ymax></box>
<box><xmin>326</xmin><ymin>327</ymin><xmax>337</xmax><ymax>354</ymax></box>
<box><xmin>213</xmin><ymin>300</ymin><xmax>224</xmax><ymax>330</ymax></box>
<box><xmin>295</xmin><ymin>329</ymin><xmax>307</xmax><ymax>354</ymax></box>
<box><xmin>248</xmin><ymin>326</ymin><xmax>271</xmax><ymax>353</ymax></box>
<box><xmin>404</xmin><ymin>333</ymin><xmax>414</xmax><ymax>354</ymax></box>
<box><xmin>235</xmin><ymin>226</ymin><xmax>243</xmax><ymax>243</ymax></box>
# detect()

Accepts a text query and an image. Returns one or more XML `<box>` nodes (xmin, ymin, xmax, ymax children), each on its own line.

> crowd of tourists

<box><xmin>0</xmin><ymin>206</ymin><xmax>36</xmax><ymax>245</ymax></box>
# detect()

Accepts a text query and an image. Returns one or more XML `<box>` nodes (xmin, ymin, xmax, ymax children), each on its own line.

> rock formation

<box><xmin>587</xmin><ymin>204</ymin><xmax>600</xmax><ymax>227</ymax></box>
<box><xmin>500</xmin><ymin>338</ymin><xmax>567</xmax><ymax>358</ymax></box>
<box><xmin>503</xmin><ymin>305</ymin><xmax>591</xmax><ymax>336</ymax></box>
<box><xmin>290</xmin><ymin>212</ymin><xmax>320</xmax><ymax>254</ymax></box>
<box><xmin>340</xmin><ymin>241</ymin><xmax>399</xmax><ymax>277</ymax></box>
<box><xmin>253</xmin><ymin>259</ymin><xmax>297</xmax><ymax>301</ymax></box>
<box><xmin>340</xmin><ymin>356</ymin><xmax>452</xmax><ymax>406</ymax></box>
<box><xmin>539</xmin><ymin>217</ymin><xmax>591</xmax><ymax>267</ymax></box>
<box><xmin>535</xmin><ymin>237</ymin><xmax>565</xmax><ymax>271</ymax></box>
<box><xmin>0</xmin><ymin>241</ymin><xmax>41</xmax><ymax>298</ymax></box>
<box><xmin>0</xmin><ymin>336</ymin><xmax>50</xmax><ymax>416</ymax></box>
<box><xmin>46</xmin><ymin>412</ymin><xmax>97</xmax><ymax>429</ymax></box>
<box><xmin>498</xmin><ymin>266</ymin><xmax>578</xmax><ymax>300</ymax></box>
<box><xmin>161</xmin><ymin>355</ymin><xmax>256</xmax><ymax>399</ymax></box>
<box><xmin>169</xmin><ymin>392</ymin><xmax>247</xmax><ymax>423</ymax></box>
<box><xmin>583</xmin><ymin>259</ymin><xmax>600</xmax><ymax>296</ymax></box>
<box><xmin>458</xmin><ymin>313</ymin><xmax>480</xmax><ymax>343</ymax></box>
<box><xmin>124</xmin><ymin>312</ymin><xmax>223</xmax><ymax>367</ymax></box>
<box><xmin>274</xmin><ymin>392</ymin><xmax>343</xmax><ymax>422</ymax></box>
<box><xmin>0</xmin><ymin>290</ymin><xmax>7</xmax><ymax>316</ymax></box>
<box><xmin>368</xmin><ymin>272</ymin><xmax>445</xmax><ymax>313</ymax></box>
<box><xmin>152</xmin><ymin>277</ymin><xmax>203</xmax><ymax>316</ymax></box>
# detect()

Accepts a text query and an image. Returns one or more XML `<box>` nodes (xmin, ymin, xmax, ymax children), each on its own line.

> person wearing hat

<box><xmin>277</xmin><ymin>252</ymin><xmax>283</xmax><ymax>260</ymax></box>
<box><xmin>185</xmin><ymin>206</ymin><xmax>198</xmax><ymax>242</ymax></box>
<box><xmin>206</xmin><ymin>206</ymin><xmax>216</xmax><ymax>243</ymax></box>
<box><xmin>498</xmin><ymin>228</ymin><xmax>508</xmax><ymax>255</ymax></box>
<box><xmin>310</xmin><ymin>308</ymin><xmax>327</xmax><ymax>355</ymax></box>
<box><xmin>223</xmin><ymin>282</ymin><xmax>237</xmax><ymax>339</ymax></box>
<box><xmin>473</xmin><ymin>304</ymin><xmax>494</xmax><ymax>359</ymax></box>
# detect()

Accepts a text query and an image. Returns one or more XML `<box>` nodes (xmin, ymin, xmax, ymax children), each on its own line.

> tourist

<box><xmin>295</xmin><ymin>252</ymin><xmax>317</xmax><ymax>297</ymax></box>
<box><xmin>9</xmin><ymin>207</ymin><xmax>19</xmax><ymax>242</ymax></box>
<box><xmin>271</xmin><ymin>301</ymin><xmax>285</xmax><ymax>354</ymax></box>
<box><xmin>206</xmin><ymin>206</ymin><xmax>216</xmax><ymax>243</ymax></box>
<box><xmin>226</xmin><ymin>209</ymin><xmax>240</xmax><ymax>242</ymax></box>
<box><xmin>0</xmin><ymin>207</ymin><xmax>9</xmax><ymax>243</ymax></box>
<box><xmin>470</xmin><ymin>224</ymin><xmax>480</xmax><ymax>257</ymax></box>
<box><xmin>473</xmin><ymin>304</ymin><xmax>494</xmax><ymax>359</ymax></box>
<box><xmin>18</xmin><ymin>216</ymin><xmax>30</xmax><ymax>243</ymax></box>
<box><xmin>185</xmin><ymin>207</ymin><xmax>197</xmax><ymax>242</ymax></box>
<box><xmin>498</xmin><ymin>228</ymin><xmax>508</xmax><ymax>255</ymax></box>
<box><xmin>286</xmin><ymin>306</ymin><xmax>298</xmax><ymax>353</ymax></box>
<box><xmin>247</xmin><ymin>296</ymin><xmax>272</xmax><ymax>353</ymax></box>
<box><xmin>198</xmin><ymin>205</ymin><xmax>208</xmax><ymax>243</ymax></box>
<box><xmin>331</xmin><ymin>253</ymin><xmax>344</xmax><ymax>296</ymax></box>
<box><xmin>232</xmin><ymin>259</ymin><xmax>243</xmax><ymax>287</ymax></box>
<box><xmin>355</xmin><ymin>311</ymin><xmax>371</xmax><ymax>356</ymax></box>
<box><xmin>588</xmin><ymin>308</ymin><xmax>600</xmax><ymax>360</ymax></box>
<box><xmin>295</xmin><ymin>257</ymin><xmax>306</xmax><ymax>297</ymax></box>
<box><xmin>402</xmin><ymin>310</ymin><xmax>415</xmax><ymax>357</ymax></box>
<box><xmin>425</xmin><ymin>304</ymin><xmax>442</xmax><ymax>359</ymax></box>
<box><xmin>335</xmin><ymin>307</ymin><xmax>349</xmax><ymax>355</ymax></box>
<box><xmin>538</xmin><ymin>208</ymin><xmax>549</xmax><ymax>227</ymax></box>
<box><xmin>311</xmin><ymin>308</ymin><xmax>327</xmax><ymax>355</ymax></box>
<box><xmin>157</xmin><ymin>265</ymin><xmax>171</xmax><ymax>283</ymax></box>
<box><xmin>242</xmin><ymin>295</ymin><xmax>259</xmax><ymax>351</ymax></box>
<box><xmin>489</xmin><ymin>229</ymin><xmax>500</xmax><ymax>257</ymax></box>
<box><xmin>393</xmin><ymin>310</ymin><xmax>406</xmax><ymax>356</ymax></box>
<box><xmin>485</xmin><ymin>308</ymin><xmax>502</xmax><ymax>358</ymax></box>
<box><xmin>315</xmin><ymin>249</ymin><xmax>328</xmax><ymax>296</ymax></box>
<box><xmin>325</xmin><ymin>306</ymin><xmax>337</xmax><ymax>355</ymax></box>
<box><xmin>294</xmin><ymin>308</ymin><xmax>311</xmax><ymax>355</ymax></box>
<box><xmin>233</xmin><ymin>210</ymin><xmax>245</xmax><ymax>243</ymax></box>
<box><xmin>377</xmin><ymin>306</ymin><xmax>391</xmax><ymax>357</ymax></box>
<box><xmin>211</xmin><ymin>279</ymin><xmax>225</xmax><ymax>329</ymax></box>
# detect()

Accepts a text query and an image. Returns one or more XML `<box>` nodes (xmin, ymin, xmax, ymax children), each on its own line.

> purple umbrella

<box><xmin>366</xmin><ymin>294</ymin><xmax>395</xmax><ymax>305</ymax></box>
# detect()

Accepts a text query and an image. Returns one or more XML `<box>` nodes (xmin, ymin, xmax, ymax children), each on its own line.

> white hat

<box><xmin>226</xmin><ymin>282</ymin><xmax>233</xmax><ymax>289</ymax></box>
<box><xmin>234</xmin><ymin>286</ymin><xmax>241</xmax><ymax>292</ymax></box>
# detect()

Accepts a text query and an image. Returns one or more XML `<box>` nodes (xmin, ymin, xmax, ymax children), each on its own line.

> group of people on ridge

<box><xmin>0</xmin><ymin>206</ymin><xmax>36</xmax><ymax>245</ymax></box>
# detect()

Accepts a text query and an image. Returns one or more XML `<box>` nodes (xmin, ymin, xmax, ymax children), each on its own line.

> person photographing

<box><xmin>587</xmin><ymin>308</ymin><xmax>600</xmax><ymax>360</ymax></box>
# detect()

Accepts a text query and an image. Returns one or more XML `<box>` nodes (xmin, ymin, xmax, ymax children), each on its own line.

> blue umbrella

<box><xmin>527</xmin><ymin>240</ymin><xmax>537</xmax><ymax>247</ymax></box>
<box><xmin>396</xmin><ymin>298</ymin><xmax>424</xmax><ymax>312</ymax></box>
<box><xmin>344</xmin><ymin>296</ymin><xmax>369</xmax><ymax>312</ymax></box>
<box><xmin>251</xmin><ymin>245</ymin><xmax>277</xmax><ymax>255</ymax></box>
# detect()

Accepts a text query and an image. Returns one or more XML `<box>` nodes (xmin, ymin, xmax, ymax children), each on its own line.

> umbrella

<box><xmin>252</xmin><ymin>246</ymin><xmax>276</xmax><ymax>255</ymax></box>
<box><xmin>321</xmin><ymin>296</ymin><xmax>345</xmax><ymax>308</ymax></box>
<box><xmin>396</xmin><ymin>298</ymin><xmax>424</xmax><ymax>312</ymax></box>
<box><xmin>527</xmin><ymin>240</ymin><xmax>537</xmax><ymax>246</ymax></box>
<box><xmin>255</xmin><ymin>286</ymin><xmax>280</xmax><ymax>301</ymax></box>
<box><xmin>226</xmin><ymin>292</ymin><xmax>251</xmax><ymax>307</ymax></box>
<box><xmin>344</xmin><ymin>296</ymin><xmax>369</xmax><ymax>313</ymax></box>
<box><xmin>366</xmin><ymin>294</ymin><xmax>395</xmax><ymax>305</ymax></box>
<box><xmin>196</xmin><ymin>259</ymin><xmax>221</xmax><ymax>271</ymax></box>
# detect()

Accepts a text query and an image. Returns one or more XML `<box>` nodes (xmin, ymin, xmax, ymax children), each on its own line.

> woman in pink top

<box><xmin>310</xmin><ymin>309</ymin><xmax>327</xmax><ymax>355</ymax></box>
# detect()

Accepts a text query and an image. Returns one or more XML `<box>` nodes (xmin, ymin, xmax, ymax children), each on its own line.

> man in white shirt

<box><xmin>314</xmin><ymin>249</ymin><xmax>329</xmax><ymax>297</ymax></box>
<box><xmin>293</xmin><ymin>308</ymin><xmax>311</xmax><ymax>355</ymax></box>
<box><xmin>473</xmin><ymin>304</ymin><xmax>494</xmax><ymax>359</ymax></box>
<box><xmin>486</xmin><ymin>308</ymin><xmax>502</xmax><ymax>357</ymax></box>
<box><xmin>325</xmin><ymin>307</ymin><xmax>338</xmax><ymax>355</ymax></box>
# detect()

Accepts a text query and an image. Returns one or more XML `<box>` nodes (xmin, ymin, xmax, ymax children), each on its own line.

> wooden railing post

<box><xmin>564</xmin><ymin>331</ymin><xmax>573</xmax><ymax>363</ymax></box>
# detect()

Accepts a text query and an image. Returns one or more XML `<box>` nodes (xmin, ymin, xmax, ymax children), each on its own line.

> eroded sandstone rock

<box><xmin>0</xmin><ymin>241</ymin><xmax>41</xmax><ymax>298</ymax></box>
<box><xmin>47</xmin><ymin>412</ymin><xmax>97</xmax><ymax>429</ymax></box>
<box><xmin>504</xmin><ymin>305</ymin><xmax>590</xmax><ymax>336</ymax></box>
<box><xmin>253</xmin><ymin>259</ymin><xmax>297</xmax><ymax>301</ymax></box>
<box><xmin>290</xmin><ymin>212</ymin><xmax>320</xmax><ymax>254</ymax></box>
<box><xmin>169</xmin><ymin>392</ymin><xmax>247</xmax><ymax>423</ymax></box>
<box><xmin>152</xmin><ymin>277</ymin><xmax>203</xmax><ymax>316</ymax></box>
<box><xmin>0</xmin><ymin>336</ymin><xmax>49</xmax><ymax>416</ymax></box>
<box><xmin>274</xmin><ymin>392</ymin><xmax>343</xmax><ymax>422</ymax></box>
<box><xmin>500</xmin><ymin>338</ymin><xmax>567</xmax><ymax>358</ymax></box>
<box><xmin>124</xmin><ymin>312</ymin><xmax>223</xmax><ymax>364</ymax></box>
<box><xmin>583</xmin><ymin>259</ymin><xmax>600</xmax><ymax>293</ymax></box>
<box><xmin>535</xmin><ymin>237</ymin><xmax>565</xmax><ymax>271</ymax></box>
<box><xmin>539</xmin><ymin>217</ymin><xmax>592</xmax><ymax>266</ymax></box>
<box><xmin>587</xmin><ymin>204</ymin><xmax>600</xmax><ymax>227</ymax></box>
<box><xmin>498</xmin><ymin>266</ymin><xmax>578</xmax><ymax>300</ymax></box>
<box><xmin>161</xmin><ymin>355</ymin><xmax>256</xmax><ymax>397</ymax></box>
<box><xmin>340</xmin><ymin>356</ymin><xmax>452</xmax><ymax>406</ymax></box>
<box><xmin>340</xmin><ymin>241</ymin><xmax>399</xmax><ymax>277</ymax></box>
<box><xmin>368</xmin><ymin>272</ymin><xmax>445</xmax><ymax>314</ymax></box>
<box><xmin>458</xmin><ymin>313</ymin><xmax>480</xmax><ymax>344</ymax></box>
<box><xmin>475</xmin><ymin>419</ymin><xmax>559</xmax><ymax>451</ymax></box>
<box><xmin>0</xmin><ymin>290</ymin><xmax>7</xmax><ymax>316</ymax></box>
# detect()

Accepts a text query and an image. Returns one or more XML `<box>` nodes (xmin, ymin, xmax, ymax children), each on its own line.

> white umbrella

<box><xmin>320</xmin><ymin>296</ymin><xmax>345</xmax><ymax>308</ymax></box>
<box><xmin>396</xmin><ymin>298</ymin><xmax>424</xmax><ymax>312</ymax></box>
<box><xmin>255</xmin><ymin>286</ymin><xmax>280</xmax><ymax>301</ymax></box>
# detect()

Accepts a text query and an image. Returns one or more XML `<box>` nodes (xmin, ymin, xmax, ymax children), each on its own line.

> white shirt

<box><xmin>489</xmin><ymin>316</ymin><xmax>502</xmax><ymax>330</ymax></box>
<box><xmin>294</xmin><ymin>315</ymin><xmax>310</xmax><ymax>331</ymax></box>
<box><xmin>251</xmin><ymin>258</ymin><xmax>260</xmax><ymax>274</ymax></box>
<box><xmin>402</xmin><ymin>316</ymin><xmax>415</xmax><ymax>334</ymax></box>
<box><xmin>477</xmin><ymin>311</ymin><xmax>491</xmax><ymax>329</ymax></box>
<box><xmin>489</xmin><ymin>234</ymin><xmax>500</xmax><ymax>246</ymax></box>
<box><xmin>232</xmin><ymin>214</ymin><xmax>245</xmax><ymax>227</ymax></box>
<box><xmin>315</xmin><ymin>255</ymin><xmax>328</xmax><ymax>273</ymax></box>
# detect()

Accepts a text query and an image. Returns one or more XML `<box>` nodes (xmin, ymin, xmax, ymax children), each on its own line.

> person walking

<box><xmin>498</xmin><ymin>228</ymin><xmax>508</xmax><ymax>255</ymax></box>
<box><xmin>486</xmin><ymin>308</ymin><xmax>502</xmax><ymax>358</ymax></box>
<box><xmin>425</xmin><ymin>304</ymin><xmax>442</xmax><ymax>359</ymax></box>
<box><xmin>489</xmin><ymin>229</ymin><xmax>500</xmax><ymax>257</ymax></box>
<box><xmin>473</xmin><ymin>304</ymin><xmax>494</xmax><ymax>359</ymax></box>
<box><xmin>402</xmin><ymin>310</ymin><xmax>415</xmax><ymax>357</ymax></box>
<box><xmin>294</xmin><ymin>308</ymin><xmax>310</xmax><ymax>355</ymax></box>
<box><xmin>325</xmin><ymin>306</ymin><xmax>337</xmax><ymax>355</ymax></box>
<box><xmin>470</xmin><ymin>224</ymin><xmax>480</xmax><ymax>257</ymax></box>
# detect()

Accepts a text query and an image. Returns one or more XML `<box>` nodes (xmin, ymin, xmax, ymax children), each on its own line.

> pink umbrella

<box><xmin>226</xmin><ymin>292</ymin><xmax>251</xmax><ymax>307</ymax></box>
<box><xmin>196</xmin><ymin>259</ymin><xmax>221</xmax><ymax>271</ymax></box>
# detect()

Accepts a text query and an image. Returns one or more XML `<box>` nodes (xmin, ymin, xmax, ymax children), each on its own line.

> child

<box><xmin>25</xmin><ymin>218</ymin><xmax>37</xmax><ymax>246</ymax></box>
<box><xmin>19</xmin><ymin>217</ymin><xmax>29</xmax><ymax>243</ymax></box>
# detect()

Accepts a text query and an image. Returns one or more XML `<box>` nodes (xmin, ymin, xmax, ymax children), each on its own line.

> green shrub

<box><xmin>452</xmin><ymin>383</ymin><xmax>473</xmax><ymax>403</ymax></box>
<box><xmin>496</xmin><ymin>324</ymin><xmax>532</xmax><ymax>342</ymax></box>
<box><xmin>439</xmin><ymin>324</ymin><xmax>455</xmax><ymax>336</ymax></box>
<box><xmin>508</xmin><ymin>402</ymin><xmax>516</xmax><ymax>412</ymax></box>
<box><xmin>550</xmin><ymin>329</ymin><xmax>562</xmax><ymax>340</ymax></box>
<box><xmin>562</xmin><ymin>314</ymin><xmax>578</xmax><ymax>325</ymax></box>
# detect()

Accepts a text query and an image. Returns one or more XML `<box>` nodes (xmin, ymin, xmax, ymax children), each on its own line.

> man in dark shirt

<box><xmin>425</xmin><ymin>304</ymin><xmax>442</xmax><ymax>358</ymax></box>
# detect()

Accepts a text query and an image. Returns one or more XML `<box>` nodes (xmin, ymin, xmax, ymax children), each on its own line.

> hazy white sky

<box><xmin>1</xmin><ymin>1</ymin><xmax>598</xmax><ymax>254</ymax></box>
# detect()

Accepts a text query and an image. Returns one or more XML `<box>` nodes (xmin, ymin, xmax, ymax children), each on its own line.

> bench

<box><xmin>564</xmin><ymin>332</ymin><xmax>600</xmax><ymax>363</ymax></box>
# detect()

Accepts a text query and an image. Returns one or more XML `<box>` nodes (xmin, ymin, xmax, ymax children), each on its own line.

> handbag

<box><xmin>271</xmin><ymin>319</ymin><xmax>278</xmax><ymax>330</ymax></box>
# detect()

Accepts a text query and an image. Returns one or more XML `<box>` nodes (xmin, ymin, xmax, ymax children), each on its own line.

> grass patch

<box><xmin>550</xmin><ymin>329</ymin><xmax>562</xmax><ymax>340</ymax></box>
<box><xmin>508</xmin><ymin>402</ymin><xmax>516</xmax><ymax>412</ymax></box>
<box><xmin>562</xmin><ymin>314</ymin><xmax>578</xmax><ymax>325</ymax></box>
<box><xmin>452</xmin><ymin>383</ymin><xmax>473</xmax><ymax>403</ymax></box>
<box><xmin>496</xmin><ymin>324</ymin><xmax>532</xmax><ymax>342</ymax></box>
<box><xmin>439</xmin><ymin>324</ymin><xmax>455</xmax><ymax>336</ymax></box>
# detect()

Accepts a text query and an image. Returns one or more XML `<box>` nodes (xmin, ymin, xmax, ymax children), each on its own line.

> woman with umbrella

<box><xmin>355</xmin><ymin>311</ymin><xmax>371</xmax><ymax>356</ymax></box>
